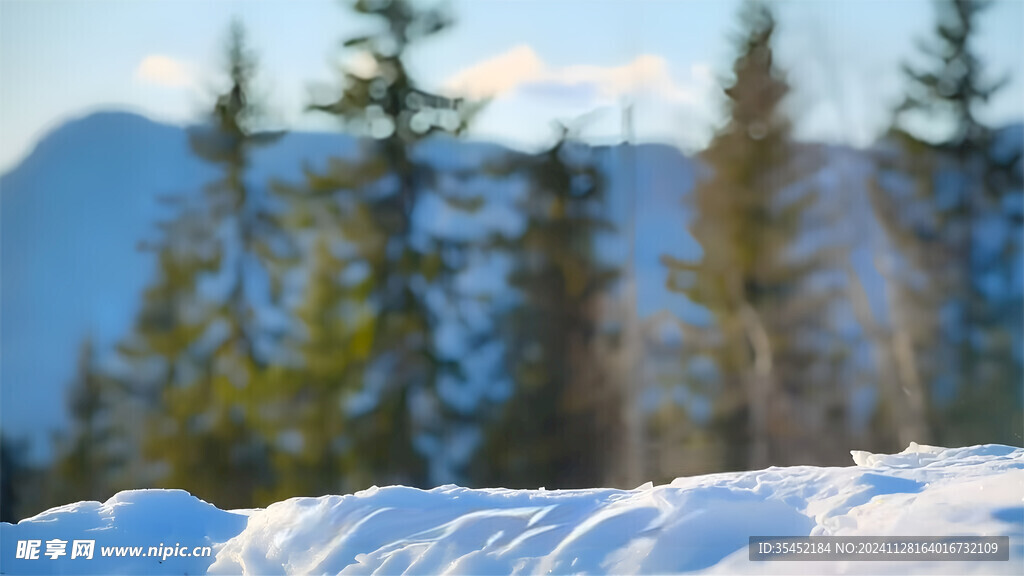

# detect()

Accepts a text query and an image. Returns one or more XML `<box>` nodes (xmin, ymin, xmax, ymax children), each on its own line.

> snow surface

<box><xmin>2</xmin><ymin>443</ymin><xmax>1022</xmax><ymax>575</ymax></box>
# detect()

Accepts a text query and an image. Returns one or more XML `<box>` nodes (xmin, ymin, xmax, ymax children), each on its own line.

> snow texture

<box><xmin>2</xmin><ymin>443</ymin><xmax>1022</xmax><ymax>575</ymax></box>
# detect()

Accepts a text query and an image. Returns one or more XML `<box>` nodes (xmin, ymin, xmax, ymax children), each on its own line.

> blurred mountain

<box><xmin>2</xmin><ymin>110</ymin><xmax>1019</xmax><ymax>460</ymax></box>
<box><xmin>0</xmin><ymin>111</ymin><xmax>694</xmax><ymax>457</ymax></box>
<box><xmin>0</xmin><ymin>111</ymin><xmax>355</xmax><ymax>456</ymax></box>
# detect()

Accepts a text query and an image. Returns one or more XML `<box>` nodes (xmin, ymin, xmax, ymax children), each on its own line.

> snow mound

<box><xmin>0</xmin><ymin>489</ymin><xmax>247</xmax><ymax>575</ymax></box>
<box><xmin>850</xmin><ymin>442</ymin><xmax>1019</xmax><ymax>468</ymax></box>
<box><xmin>2</xmin><ymin>444</ymin><xmax>1022</xmax><ymax>575</ymax></box>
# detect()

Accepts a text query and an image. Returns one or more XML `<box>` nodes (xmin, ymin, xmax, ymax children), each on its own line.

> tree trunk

<box><xmin>739</xmin><ymin>302</ymin><xmax>774</xmax><ymax>470</ymax></box>
<box><xmin>842</xmin><ymin>256</ymin><xmax>930</xmax><ymax>448</ymax></box>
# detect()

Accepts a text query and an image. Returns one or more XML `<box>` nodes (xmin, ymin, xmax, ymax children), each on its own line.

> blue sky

<box><xmin>1</xmin><ymin>0</ymin><xmax>1022</xmax><ymax>171</ymax></box>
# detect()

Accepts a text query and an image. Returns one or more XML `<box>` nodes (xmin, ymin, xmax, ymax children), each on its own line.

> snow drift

<box><xmin>2</xmin><ymin>443</ymin><xmax>1021</xmax><ymax>575</ymax></box>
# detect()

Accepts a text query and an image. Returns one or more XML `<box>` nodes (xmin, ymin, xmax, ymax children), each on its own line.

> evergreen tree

<box><xmin>662</xmin><ymin>1</ymin><xmax>843</xmax><ymax>471</ymax></box>
<box><xmin>118</xmin><ymin>196</ymin><xmax>252</xmax><ymax>507</ymax></box>
<box><xmin>51</xmin><ymin>338</ymin><xmax>126</xmax><ymax>504</ymax></box>
<box><xmin>872</xmin><ymin>0</ymin><xmax>1022</xmax><ymax>446</ymax></box>
<box><xmin>0</xmin><ymin>435</ymin><xmax>14</xmax><ymax>522</ymax></box>
<box><xmin>1</xmin><ymin>434</ymin><xmax>32</xmax><ymax>522</ymax></box>
<box><xmin>267</xmin><ymin>233</ymin><xmax>375</xmax><ymax>499</ymax></box>
<box><xmin>473</xmin><ymin>129</ymin><xmax>620</xmax><ymax>489</ymax></box>
<box><xmin>302</xmin><ymin>0</ymin><xmax>480</xmax><ymax>487</ymax></box>
<box><xmin>119</xmin><ymin>20</ymin><xmax>289</xmax><ymax>508</ymax></box>
<box><xmin>191</xmin><ymin>20</ymin><xmax>290</xmax><ymax>371</ymax></box>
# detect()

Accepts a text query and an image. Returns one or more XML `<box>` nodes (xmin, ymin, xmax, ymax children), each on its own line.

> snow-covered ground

<box><xmin>2</xmin><ymin>443</ymin><xmax>1021</xmax><ymax>575</ymax></box>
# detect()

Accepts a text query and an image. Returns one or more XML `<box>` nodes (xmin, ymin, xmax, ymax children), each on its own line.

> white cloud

<box><xmin>443</xmin><ymin>45</ymin><xmax>699</xmax><ymax>104</ymax></box>
<box><xmin>444</xmin><ymin>45</ymin><xmax>545</xmax><ymax>100</ymax></box>
<box><xmin>135</xmin><ymin>55</ymin><xmax>193</xmax><ymax>88</ymax></box>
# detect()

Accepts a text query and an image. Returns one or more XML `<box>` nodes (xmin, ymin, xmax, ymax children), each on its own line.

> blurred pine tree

<box><xmin>472</xmin><ymin>127</ymin><xmax>621</xmax><ymax>489</ymax></box>
<box><xmin>298</xmin><ymin>0</ymin><xmax>483</xmax><ymax>488</ymax></box>
<box><xmin>662</xmin><ymin>1</ymin><xmax>845</xmax><ymax>471</ymax></box>
<box><xmin>872</xmin><ymin>0</ymin><xmax>1022</xmax><ymax>447</ymax></box>
<box><xmin>114</xmin><ymin>20</ymin><xmax>290</xmax><ymax>509</ymax></box>
<box><xmin>50</xmin><ymin>338</ymin><xmax>127</xmax><ymax>504</ymax></box>
<box><xmin>266</xmin><ymin>233</ymin><xmax>375</xmax><ymax>498</ymax></box>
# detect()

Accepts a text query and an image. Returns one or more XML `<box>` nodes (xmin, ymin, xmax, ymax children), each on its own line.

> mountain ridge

<box><xmin>2</xmin><ymin>109</ymin><xmax>1019</xmax><ymax>461</ymax></box>
<box><xmin>0</xmin><ymin>110</ymin><xmax>696</xmax><ymax>458</ymax></box>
